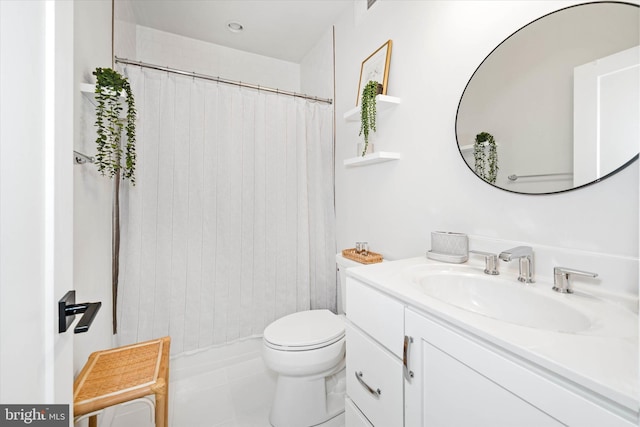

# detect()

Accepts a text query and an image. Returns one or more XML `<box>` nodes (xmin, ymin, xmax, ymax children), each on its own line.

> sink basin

<box><xmin>408</xmin><ymin>267</ymin><xmax>592</xmax><ymax>333</ymax></box>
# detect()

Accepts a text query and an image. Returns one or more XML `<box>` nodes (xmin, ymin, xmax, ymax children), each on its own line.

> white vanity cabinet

<box><xmin>404</xmin><ymin>308</ymin><xmax>636</xmax><ymax>427</ymax></box>
<box><xmin>345</xmin><ymin>277</ymin><xmax>404</xmax><ymax>426</ymax></box>
<box><xmin>345</xmin><ymin>262</ymin><xmax>637</xmax><ymax>427</ymax></box>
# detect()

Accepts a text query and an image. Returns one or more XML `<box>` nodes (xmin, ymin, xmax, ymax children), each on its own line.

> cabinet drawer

<box><xmin>346</xmin><ymin>277</ymin><xmax>404</xmax><ymax>357</ymax></box>
<box><xmin>346</xmin><ymin>322</ymin><xmax>403</xmax><ymax>427</ymax></box>
<box><xmin>345</xmin><ymin>397</ymin><xmax>373</xmax><ymax>427</ymax></box>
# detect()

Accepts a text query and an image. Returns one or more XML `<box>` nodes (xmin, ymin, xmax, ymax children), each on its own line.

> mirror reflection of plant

<box><xmin>359</xmin><ymin>80</ymin><xmax>379</xmax><ymax>156</ymax></box>
<box><xmin>474</xmin><ymin>132</ymin><xmax>498</xmax><ymax>183</ymax></box>
<box><xmin>93</xmin><ymin>67</ymin><xmax>137</xmax><ymax>184</ymax></box>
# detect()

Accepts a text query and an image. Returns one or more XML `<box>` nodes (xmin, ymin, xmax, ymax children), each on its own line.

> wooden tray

<box><xmin>342</xmin><ymin>248</ymin><xmax>383</xmax><ymax>264</ymax></box>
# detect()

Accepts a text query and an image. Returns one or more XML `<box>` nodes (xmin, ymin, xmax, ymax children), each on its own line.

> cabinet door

<box><xmin>405</xmin><ymin>310</ymin><xmax>563</xmax><ymax>427</ymax></box>
<box><xmin>405</xmin><ymin>309</ymin><xmax>636</xmax><ymax>427</ymax></box>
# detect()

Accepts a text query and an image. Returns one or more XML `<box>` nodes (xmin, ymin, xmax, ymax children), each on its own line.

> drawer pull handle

<box><xmin>403</xmin><ymin>335</ymin><xmax>414</xmax><ymax>382</ymax></box>
<box><xmin>355</xmin><ymin>371</ymin><xmax>381</xmax><ymax>398</ymax></box>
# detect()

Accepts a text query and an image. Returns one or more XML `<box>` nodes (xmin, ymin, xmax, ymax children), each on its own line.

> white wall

<box><xmin>334</xmin><ymin>0</ymin><xmax>638</xmax><ymax>296</ymax></box>
<box><xmin>115</xmin><ymin>0</ymin><xmax>137</xmax><ymax>60</ymax></box>
<box><xmin>73</xmin><ymin>0</ymin><xmax>115</xmax><ymax>374</ymax></box>
<box><xmin>135</xmin><ymin>25</ymin><xmax>301</xmax><ymax>92</ymax></box>
<box><xmin>301</xmin><ymin>27</ymin><xmax>335</xmax><ymax>100</ymax></box>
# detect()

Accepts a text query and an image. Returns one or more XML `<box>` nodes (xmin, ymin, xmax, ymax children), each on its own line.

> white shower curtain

<box><xmin>116</xmin><ymin>65</ymin><xmax>336</xmax><ymax>355</ymax></box>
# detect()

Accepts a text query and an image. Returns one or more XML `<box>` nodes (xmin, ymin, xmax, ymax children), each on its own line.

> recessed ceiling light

<box><xmin>227</xmin><ymin>21</ymin><xmax>244</xmax><ymax>33</ymax></box>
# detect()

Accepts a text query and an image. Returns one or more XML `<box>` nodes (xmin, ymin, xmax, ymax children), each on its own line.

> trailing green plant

<box><xmin>93</xmin><ymin>67</ymin><xmax>137</xmax><ymax>184</ymax></box>
<box><xmin>359</xmin><ymin>80</ymin><xmax>380</xmax><ymax>156</ymax></box>
<box><xmin>473</xmin><ymin>131</ymin><xmax>498</xmax><ymax>183</ymax></box>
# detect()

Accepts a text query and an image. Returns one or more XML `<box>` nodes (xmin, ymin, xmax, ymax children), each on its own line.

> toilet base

<box><xmin>269</xmin><ymin>363</ymin><xmax>345</xmax><ymax>427</ymax></box>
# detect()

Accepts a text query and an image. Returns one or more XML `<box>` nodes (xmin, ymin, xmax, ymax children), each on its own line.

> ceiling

<box><xmin>128</xmin><ymin>0</ymin><xmax>352</xmax><ymax>63</ymax></box>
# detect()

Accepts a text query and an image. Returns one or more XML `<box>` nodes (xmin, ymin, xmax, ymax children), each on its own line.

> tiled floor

<box><xmin>104</xmin><ymin>338</ymin><xmax>345</xmax><ymax>427</ymax></box>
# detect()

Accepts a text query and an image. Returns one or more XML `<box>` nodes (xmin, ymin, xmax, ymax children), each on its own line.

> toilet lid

<box><xmin>264</xmin><ymin>309</ymin><xmax>345</xmax><ymax>350</ymax></box>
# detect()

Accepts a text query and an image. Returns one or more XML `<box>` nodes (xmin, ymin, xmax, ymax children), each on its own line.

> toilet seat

<box><xmin>264</xmin><ymin>309</ymin><xmax>345</xmax><ymax>351</ymax></box>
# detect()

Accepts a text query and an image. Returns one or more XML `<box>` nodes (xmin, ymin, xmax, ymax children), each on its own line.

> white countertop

<box><xmin>346</xmin><ymin>256</ymin><xmax>639</xmax><ymax>412</ymax></box>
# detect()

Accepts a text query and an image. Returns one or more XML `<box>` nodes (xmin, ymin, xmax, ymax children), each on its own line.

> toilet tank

<box><xmin>335</xmin><ymin>253</ymin><xmax>363</xmax><ymax>315</ymax></box>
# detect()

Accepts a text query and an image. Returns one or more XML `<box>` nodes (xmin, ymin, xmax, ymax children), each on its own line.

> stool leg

<box><xmin>155</xmin><ymin>390</ymin><xmax>168</xmax><ymax>427</ymax></box>
<box><xmin>89</xmin><ymin>415</ymin><xmax>97</xmax><ymax>427</ymax></box>
<box><xmin>163</xmin><ymin>384</ymin><xmax>169</xmax><ymax>426</ymax></box>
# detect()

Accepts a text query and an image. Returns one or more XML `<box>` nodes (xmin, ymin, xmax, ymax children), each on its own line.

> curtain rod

<box><xmin>115</xmin><ymin>57</ymin><xmax>333</xmax><ymax>105</ymax></box>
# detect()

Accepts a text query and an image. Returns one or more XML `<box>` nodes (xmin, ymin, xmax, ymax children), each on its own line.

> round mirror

<box><xmin>456</xmin><ymin>1</ymin><xmax>639</xmax><ymax>195</ymax></box>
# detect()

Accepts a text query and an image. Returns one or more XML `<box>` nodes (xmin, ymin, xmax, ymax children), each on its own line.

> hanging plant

<box><xmin>359</xmin><ymin>80</ymin><xmax>381</xmax><ymax>156</ymax></box>
<box><xmin>474</xmin><ymin>131</ymin><xmax>498</xmax><ymax>184</ymax></box>
<box><xmin>93</xmin><ymin>67</ymin><xmax>137</xmax><ymax>184</ymax></box>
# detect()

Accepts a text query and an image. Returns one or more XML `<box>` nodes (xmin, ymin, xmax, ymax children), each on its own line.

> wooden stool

<box><xmin>73</xmin><ymin>337</ymin><xmax>170</xmax><ymax>427</ymax></box>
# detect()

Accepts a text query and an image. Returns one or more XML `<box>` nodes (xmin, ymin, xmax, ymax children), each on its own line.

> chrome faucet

<box><xmin>469</xmin><ymin>250</ymin><xmax>500</xmax><ymax>275</ymax></box>
<box><xmin>553</xmin><ymin>267</ymin><xmax>597</xmax><ymax>293</ymax></box>
<box><xmin>498</xmin><ymin>246</ymin><xmax>534</xmax><ymax>283</ymax></box>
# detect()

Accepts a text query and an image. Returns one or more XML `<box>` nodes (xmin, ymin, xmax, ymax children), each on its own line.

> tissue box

<box><xmin>427</xmin><ymin>231</ymin><xmax>468</xmax><ymax>263</ymax></box>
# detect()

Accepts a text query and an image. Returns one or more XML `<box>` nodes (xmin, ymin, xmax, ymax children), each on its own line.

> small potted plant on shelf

<box><xmin>473</xmin><ymin>131</ymin><xmax>498</xmax><ymax>183</ymax></box>
<box><xmin>359</xmin><ymin>80</ymin><xmax>382</xmax><ymax>157</ymax></box>
<box><xmin>93</xmin><ymin>67</ymin><xmax>137</xmax><ymax>184</ymax></box>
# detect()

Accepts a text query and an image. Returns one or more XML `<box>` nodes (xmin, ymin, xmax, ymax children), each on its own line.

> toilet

<box><xmin>262</xmin><ymin>254</ymin><xmax>360</xmax><ymax>427</ymax></box>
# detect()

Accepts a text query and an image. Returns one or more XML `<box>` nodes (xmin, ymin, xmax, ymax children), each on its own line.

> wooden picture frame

<box><xmin>356</xmin><ymin>40</ymin><xmax>393</xmax><ymax>105</ymax></box>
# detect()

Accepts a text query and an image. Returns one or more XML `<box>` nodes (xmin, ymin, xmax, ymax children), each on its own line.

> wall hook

<box><xmin>58</xmin><ymin>290</ymin><xmax>102</xmax><ymax>333</ymax></box>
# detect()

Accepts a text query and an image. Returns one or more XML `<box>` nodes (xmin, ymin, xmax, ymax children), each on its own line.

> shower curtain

<box><xmin>116</xmin><ymin>65</ymin><xmax>336</xmax><ymax>355</ymax></box>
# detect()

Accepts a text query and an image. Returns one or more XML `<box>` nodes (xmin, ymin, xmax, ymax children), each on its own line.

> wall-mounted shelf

<box><xmin>81</xmin><ymin>81</ymin><xmax>130</xmax><ymax>125</ymax></box>
<box><xmin>343</xmin><ymin>95</ymin><xmax>401</xmax><ymax>122</ymax></box>
<box><xmin>460</xmin><ymin>144</ymin><xmax>474</xmax><ymax>153</ymax></box>
<box><xmin>344</xmin><ymin>151</ymin><xmax>401</xmax><ymax>167</ymax></box>
<box><xmin>80</xmin><ymin>82</ymin><xmax>126</xmax><ymax>107</ymax></box>
<box><xmin>343</xmin><ymin>95</ymin><xmax>401</xmax><ymax>167</ymax></box>
<box><xmin>460</xmin><ymin>141</ymin><xmax>500</xmax><ymax>153</ymax></box>
<box><xmin>79</xmin><ymin>82</ymin><xmax>95</xmax><ymax>94</ymax></box>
